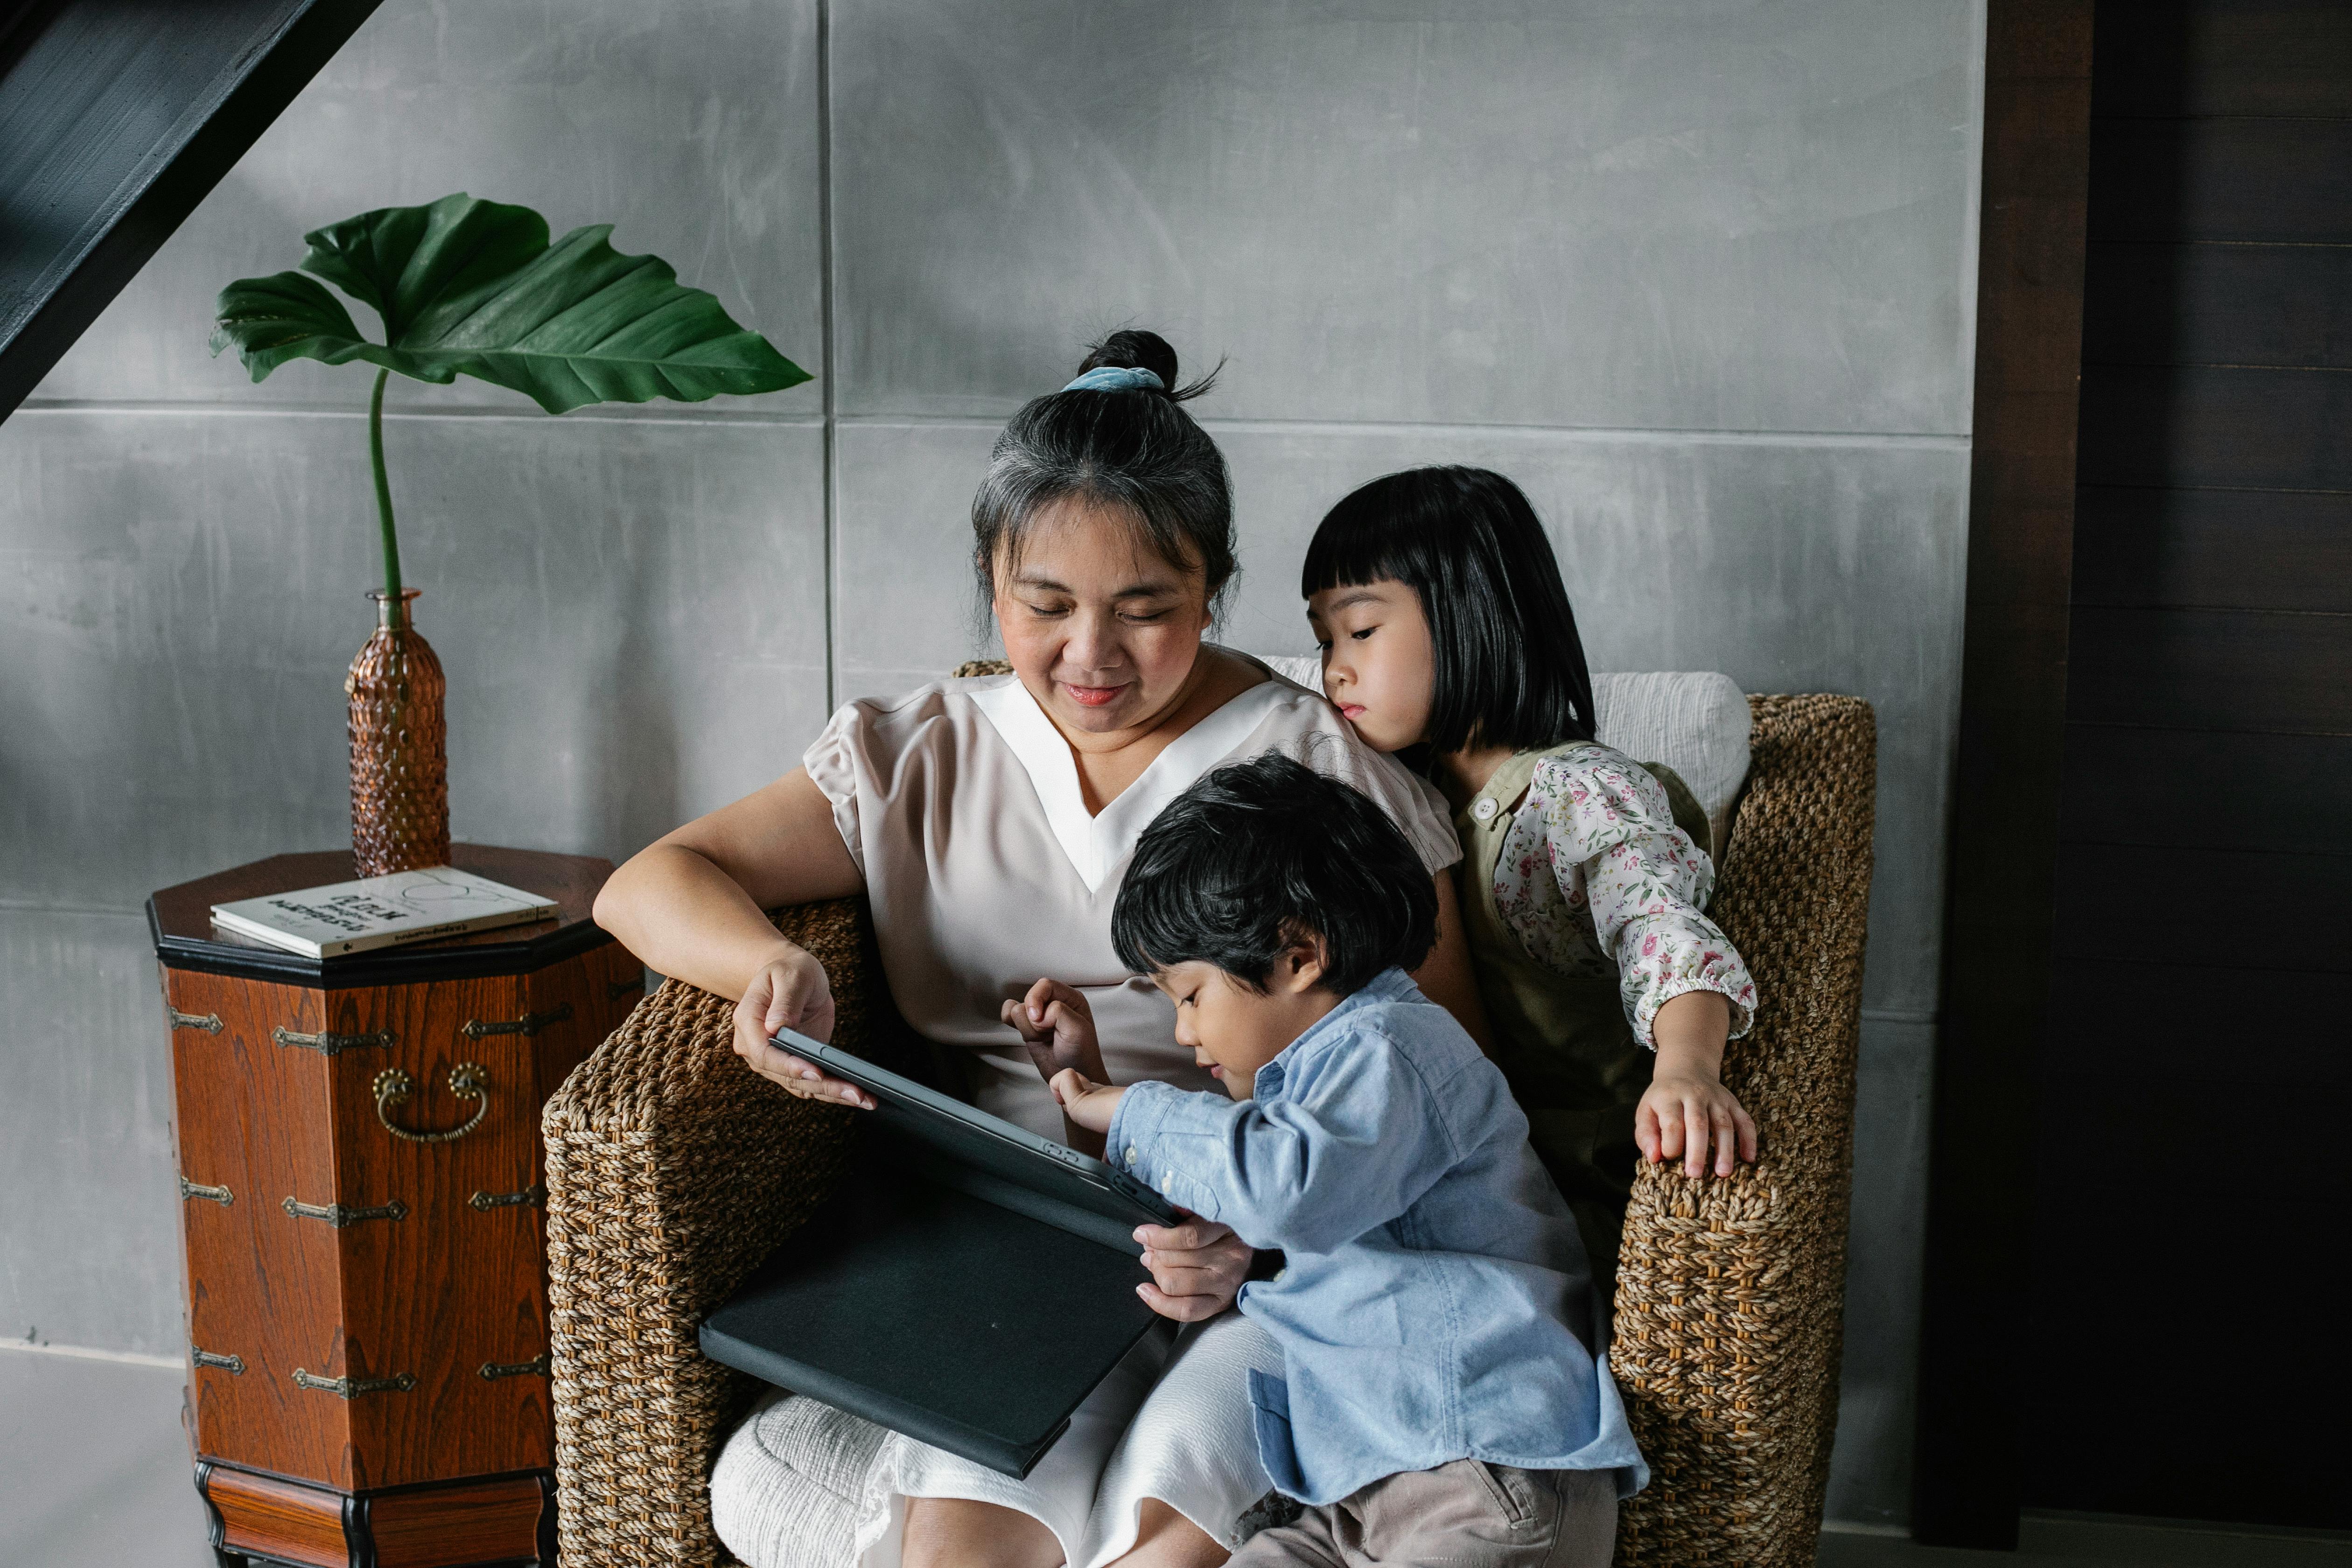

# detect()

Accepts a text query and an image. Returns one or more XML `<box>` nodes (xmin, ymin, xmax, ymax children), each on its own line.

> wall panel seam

<box><xmin>817</xmin><ymin>0</ymin><xmax>838</xmax><ymax>713</ymax></box>
<box><xmin>837</xmin><ymin>414</ymin><xmax>1975</xmax><ymax>448</ymax></box>
<box><xmin>7</xmin><ymin>401</ymin><xmax>827</xmax><ymax>427</ymax></box>
<box><xmin>0</xmin><ymin>1341</ymin><xmax>181</xmax><ymax>1369</ymax></box>
<box><xmin>7</xmin><ymin>406</ymin><xmax>1978</xmax><ymax>449</ymax></box>
<box><xmin>0</xmin><ymin>897</ymin><xmax>145</xmax><ymax>918</ymax></box>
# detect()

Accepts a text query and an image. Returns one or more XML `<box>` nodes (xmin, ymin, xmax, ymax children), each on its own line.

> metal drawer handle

<box><xmin>282</xmin><ymin>1196</ymin><xmax>408</xmax><ymax>1227</ymax></box>
<box><xmin>608</xmin><ymin>976</ymin><xmax>644</xmax><ymax>1003</ymax></box>
<box><xmin>169</xmin><ymin>1010</ymin><xmax>224</xmax><ymax>1033</ymax></box>
<box><xmin>373</xmin><ymin>1063</ymin><xmax>489</xmax><ymax>1144</ymax></box>
<box><xmin>469</xmin><ymin>1182</ymin><xmax>545</xmax><ymax>1211</ymax></box>
<box><xmin>192</xmin><ymin>1346</ymin><xmax>245</xmax><ymax>1374</ymax></box>
<box><xmin>292</xmin><ymin>1368</ymin><xmax>415</xmax><ymax>1398</ymax></box>
<box><xmin>461</xmin><ymin>1003</ymin><xmax>572</xmax><ymax>1041</ymax></box>
<box><xmin>273</xmin><ymin>1026</ymin><xmax>395</xmax><ymax>1057</ymax></box>
<box><xmin>179</xmin><ymin>1176</ymin><xmax>234</xmax><ymax>1206</ymax></box>
<box><xmin>479</xmin><ymin>1354</ymin><xmax>549</xmax><ymax>1381</ymax></box>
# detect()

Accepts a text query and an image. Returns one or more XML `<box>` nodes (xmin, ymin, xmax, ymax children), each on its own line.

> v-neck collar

<box><xmin>969</xmin><ymin>671</ymin><xmax>1294</xmax><ymax>892</ymax></box>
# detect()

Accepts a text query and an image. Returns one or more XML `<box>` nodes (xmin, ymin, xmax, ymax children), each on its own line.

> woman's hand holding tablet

<box><xmin>733</xmin><ymin>950</ymin><xmax>874</xmax><ymax>1108</ymax></box>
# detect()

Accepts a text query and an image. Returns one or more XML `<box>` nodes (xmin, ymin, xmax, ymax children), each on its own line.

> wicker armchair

<box><xmin>543</xmin><ymin>693</ymin><xmax>1876</xmax><ymax>1568</ymax></box>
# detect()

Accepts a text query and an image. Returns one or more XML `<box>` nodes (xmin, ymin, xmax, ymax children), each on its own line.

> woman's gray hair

<box><xmin>972</xmin><ymin>329</ymin><xmax>1237</xmax><ymax>612</ymax></box>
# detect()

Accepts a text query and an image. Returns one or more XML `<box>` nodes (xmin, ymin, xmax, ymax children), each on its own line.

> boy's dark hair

<box><xmin>1301</xmin><ymin>465</ymin><xmax>1596</xmax><ymax>755</ymax></box>
<box><xmin>1112</xmin><ymin>753</ymin><xmax>1435</xmax><ymax>995</ymax></box>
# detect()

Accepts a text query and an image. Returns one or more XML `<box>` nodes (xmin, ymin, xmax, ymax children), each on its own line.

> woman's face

<box><xmin>1307</xmin><ymin>579</ymin><xmax>1435</xmax><ymax>754</ymax></box>
<box><xmin>993</xmin><ymin>498</ymin><xmax>1213</xmax><ymax>738</ymax></box>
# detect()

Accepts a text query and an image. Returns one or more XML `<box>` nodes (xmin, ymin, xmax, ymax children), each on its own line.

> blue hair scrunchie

<box><xmin>1061</xmin><ymin>365</ymin><xmax>1165</xmax><ymax>394</ymax></box>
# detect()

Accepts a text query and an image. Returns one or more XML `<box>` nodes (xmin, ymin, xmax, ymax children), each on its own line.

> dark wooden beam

<box><xmin>1911</xmin><ymin>0</ymin><xmax>2095</xmax><ymax>1547</ymax></box>
<box><xmin>0</xmin><ymin>0</ymin><xmax>385</xmax><ymax>422</ymax></box>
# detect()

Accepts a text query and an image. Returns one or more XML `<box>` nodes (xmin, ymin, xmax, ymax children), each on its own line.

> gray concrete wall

<box><xmin>0</xmin><ymin>0</ymin><xmax>1983</xmax><ymax>1528</ymax></box>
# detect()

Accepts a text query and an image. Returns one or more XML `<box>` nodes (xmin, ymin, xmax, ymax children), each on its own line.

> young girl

<box><xmin>1300</xmin><ymin>465</ymin><xmax>1758</xmax><ymax>1291</ymax></box>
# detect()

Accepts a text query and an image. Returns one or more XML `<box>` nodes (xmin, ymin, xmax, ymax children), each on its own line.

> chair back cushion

<box><xmin>1253</xmin><ymin>656</ymin><xmax>1750</xmax><ymax>857</ymax></box>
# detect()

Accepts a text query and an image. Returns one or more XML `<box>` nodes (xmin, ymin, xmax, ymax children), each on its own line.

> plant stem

<box><xmin>369</xmin><ymin>367</ymin><xmax>405</xmax><ymax>620</ymax></box>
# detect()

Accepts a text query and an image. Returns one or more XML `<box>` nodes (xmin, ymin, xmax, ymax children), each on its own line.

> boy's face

<box><xmin>1151</xmin><ymin>949</ymin><xmax>1343</xmax><ymax>1100</ymax></box>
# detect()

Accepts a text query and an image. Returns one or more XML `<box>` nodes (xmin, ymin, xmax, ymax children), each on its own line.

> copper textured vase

<box><xmin>347</xmin><ymin>588</ymin><xmax>450</xmax><ymax>875</ymax></box>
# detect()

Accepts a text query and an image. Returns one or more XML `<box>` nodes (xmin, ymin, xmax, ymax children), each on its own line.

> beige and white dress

<box><xmin>708</xmin><ymin>661</ymin><xmax>1459</xmax><ymax>1568</ymax></box>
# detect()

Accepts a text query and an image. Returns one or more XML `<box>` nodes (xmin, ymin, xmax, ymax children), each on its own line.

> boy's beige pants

<box><xmin>1229</xmin><ymin>1462</ymin><xmax>1617</xmax><ymax>1568</ymax></box>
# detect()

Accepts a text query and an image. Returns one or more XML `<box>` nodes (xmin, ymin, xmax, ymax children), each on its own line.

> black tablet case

<box><xmin>700</xmin><ymin>1126</ymin><xmax>1168</xmax><ymax>1478</ymax></box>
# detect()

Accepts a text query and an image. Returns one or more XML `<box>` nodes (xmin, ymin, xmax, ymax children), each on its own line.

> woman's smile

<box><xmin>1063</xmin><ymin>680</ymin><xmax>1131</xmax><ymax>708</ymax></box>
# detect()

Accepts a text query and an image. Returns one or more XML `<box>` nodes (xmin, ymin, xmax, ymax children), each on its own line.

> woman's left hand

<box><xmin>1134</xmin><ymin>1218</ymin><xmax>1253</xmax><ymax>1322</ymax></box>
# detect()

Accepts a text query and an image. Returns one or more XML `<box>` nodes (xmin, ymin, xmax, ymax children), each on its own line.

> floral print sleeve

<box><xmin>1492</xmin><ymin>745</ymin><xmax>1757</xmax><ymax>1048</ymax></box>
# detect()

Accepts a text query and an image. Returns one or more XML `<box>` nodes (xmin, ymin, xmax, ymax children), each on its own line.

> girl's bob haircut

<box><xmin>1301</xmin><ymin>465</ymin><xmax>1597</xmax><ymax>756</ymax></box>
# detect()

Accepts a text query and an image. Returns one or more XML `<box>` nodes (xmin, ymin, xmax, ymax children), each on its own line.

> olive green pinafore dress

<box><xmin>1450</xmin><ymin>744</ymin><xmax>1716</xmax><ymax>1297</ymax></box>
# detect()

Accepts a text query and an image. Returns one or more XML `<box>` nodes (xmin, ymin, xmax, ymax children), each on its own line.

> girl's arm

<box><xmin>593</xmin><ymin>766</ymin><xmax>874</xmax><ymax>1106</ymax></box>
<box><xmin>1529</xmin><ymin>754</ymin><xmax>1760</xmax><ymax>1176</ymax></box>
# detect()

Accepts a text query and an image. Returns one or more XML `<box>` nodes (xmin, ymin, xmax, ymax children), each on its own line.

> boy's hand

<box><xmin>1049</xmin><ymin>1068</ymin><xmax>1123</xmax><ymax>1134</ymax></box>
<box><xmin>1637</xmin><ymin>1071</ymin><xmax>1759</xmax><ymax>1178</ymax></box>
<box><xmin>1002</xmin><ymin>978</ymin><xmax>1107</xmax><ymax>1084</ymax></box>
<box><xmin>1134</xmin><ymin>1218</ymin><xmax>1253</xmax><ymax>1322</ymax></box>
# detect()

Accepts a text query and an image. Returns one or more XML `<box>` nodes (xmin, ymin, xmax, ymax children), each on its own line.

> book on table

<box><xmin>699</xmin><ymin>1030</ymin><xmax>1184</xmax><ymax>1479</ymax></box>
<box><xmin>209</xmin><ymin>865</ymin><xmax>558</xmax><ymax>959</ymax></box>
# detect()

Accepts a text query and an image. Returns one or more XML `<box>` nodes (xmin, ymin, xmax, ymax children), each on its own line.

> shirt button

<box><xmin>1272</xmin><ymin>1267</ymin><xmax>1288</xmax><ymax>1282</ymax></box>
<box><xmin>1473</xmin><ymin>798</ymin><xmax>1498</xmax><ymax>821</ymax></box>
<box><xmin>1123</xmin><ymin>1146</ymin><xmax>1138</xmax><ymax>1167</ymax></box>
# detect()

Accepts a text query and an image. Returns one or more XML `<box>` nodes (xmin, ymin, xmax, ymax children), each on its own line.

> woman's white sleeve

<box><xmin>1274</xmin><ymin>729</ymin><xmax>1463</xmax><ymax>875</ymax></box>
<box><xmin>800</xmin><ymin>701</ymin><xmax>868</xmax><ymax>877</ymax></box>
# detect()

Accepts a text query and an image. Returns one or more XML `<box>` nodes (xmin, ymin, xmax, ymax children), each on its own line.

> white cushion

<box><xmin>1253</xmin><ymin>656</ymin><xmax>1750</xmax><ymax>858</ymax></box>
<box><xmin>1589</xmin><ymin>672</ymin><xmax>1750</xmax><ymax>858</ymax></box>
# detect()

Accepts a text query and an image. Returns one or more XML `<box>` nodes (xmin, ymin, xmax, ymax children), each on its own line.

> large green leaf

<box><xmin>210</xmin><ymin>193</ymin><xmax>810</xmax><ymax>413</ymax></box>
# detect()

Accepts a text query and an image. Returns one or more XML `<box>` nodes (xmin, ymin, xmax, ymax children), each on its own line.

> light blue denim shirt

<box><xmin>1104</xmin><ymin>968</ymin><xmax>1648</xmax><ymax>1506</ymax></box>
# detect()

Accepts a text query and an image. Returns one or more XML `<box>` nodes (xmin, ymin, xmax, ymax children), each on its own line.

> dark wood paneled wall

<box><xmin>1910</xmin><ymin>3</ymin><xmax>2096</xmax><ymax>1547</ymax></box>
<box><xmin>2021</xmin><ymin>0</ymin><xmax>2352</xmax><ymax>1531</ymax></box>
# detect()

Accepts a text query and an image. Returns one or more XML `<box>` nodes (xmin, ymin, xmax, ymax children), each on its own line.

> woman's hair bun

<box><xmin>1077</xmin><ymin>329</ymin><xmax>1220</xmax><ymax>403</ymax></box>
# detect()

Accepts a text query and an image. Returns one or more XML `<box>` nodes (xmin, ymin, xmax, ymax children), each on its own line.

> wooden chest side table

<box><xmin>150</xmin><ymin>845</ymin><xmax>643</xmax><ymax>1568</ymax></box>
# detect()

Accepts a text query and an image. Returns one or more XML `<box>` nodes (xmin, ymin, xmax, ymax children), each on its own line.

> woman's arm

<box><xmin>593</xmin><ymin>766</ymin><xmax>874</xmax><ymax>1104</ymax></box>
<box><xmin>1412</xmin><ymin>871</ymin><xmax>1495</xmax><ymax>1053</ymax></box>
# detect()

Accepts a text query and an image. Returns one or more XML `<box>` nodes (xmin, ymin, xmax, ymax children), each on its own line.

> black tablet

<box><xmin>772</xmin><ymin>1027</ymin><xmax>1186</xmax><ymax>1234</ymax></box>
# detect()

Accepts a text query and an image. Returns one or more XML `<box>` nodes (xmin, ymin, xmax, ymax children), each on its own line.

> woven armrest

<box><xmin>1613</xmin><ymin>695</ymin><xmax>1877</xmax><ymax>1568</ymax></box>
<box><xmin>543</xmin><ymin>898</ymin><xmax>909</xmax><ymax>1568</ymax></box>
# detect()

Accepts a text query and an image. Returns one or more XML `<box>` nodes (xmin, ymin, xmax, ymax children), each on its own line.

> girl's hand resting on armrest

<box><xmin>1636</xmin><ymin>990</ymin><xmax>1759</xmax><ymax>1178</ymax></box>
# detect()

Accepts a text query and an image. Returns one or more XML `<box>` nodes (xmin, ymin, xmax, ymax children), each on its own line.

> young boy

<box><xmin>1031</xmin><ymin>753</ymin><xmax>1644</xmax><ymax>1568</ymax></box>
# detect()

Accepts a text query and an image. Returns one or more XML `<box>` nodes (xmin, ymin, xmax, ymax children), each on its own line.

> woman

<box><xmin>594</xmin><ymin>331</ymin><xmax>1486</xmax><ymax>1568</ymax></box>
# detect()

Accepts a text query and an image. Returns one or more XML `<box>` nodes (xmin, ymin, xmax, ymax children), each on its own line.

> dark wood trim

<box><xmin>1911</xmin><ymin>1</ymin><xmax>2096</xmax><ymax>1547</ymax></box>
<box><xmin>147</xmin><ymin>845</ymin><xmax>619</xmax><ymax>988</ymax></box>
<box><xmin>533</xmin><ymin>1470</ymin><xmax>559</xmax><ymax>1568</ymax></box>
<box><xmin>0</xmin><ymin>0</ymin><xmax>387</xmax><ymax>421</ymax></box>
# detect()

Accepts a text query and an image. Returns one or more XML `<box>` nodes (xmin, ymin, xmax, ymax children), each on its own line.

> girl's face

<box><xmin>993</xmin><ymin>498</ymin><xmax>1213</xmax><ymax>738</ymax></box>
<box><xmin>1307</xmin><ymin>579</ymin><xmax>1435</xmax><ymax>754</ymax></box>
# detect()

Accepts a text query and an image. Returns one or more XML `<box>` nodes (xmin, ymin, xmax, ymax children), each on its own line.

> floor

<box><xmin>1821</xmin><ymin>1519</ymin><xmax>2352</xmax><ymax>1568</ymax></box>
<box><xmin>5</xmin><ymin>1347</ymin><xmax>2347</xmax><ymax>1568</ymax></box>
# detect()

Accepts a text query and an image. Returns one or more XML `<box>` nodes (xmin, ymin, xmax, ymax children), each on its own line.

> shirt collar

<box><xmin>1252</xmin><ymin>968</ymin><xmax>1419</xmax><ymax>1098</ymax></box>
<box><xmin>968</xmin><ymin>669</ymin><xmax>1294</xmax><ymax>892</ymax></box>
